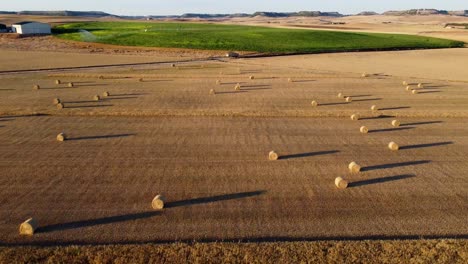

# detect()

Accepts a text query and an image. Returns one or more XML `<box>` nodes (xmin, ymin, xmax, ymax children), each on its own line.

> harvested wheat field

<box><xmin>0</xmin><ymin>31</ymin><xmax>467</xmax><ymax>261</ymax></box>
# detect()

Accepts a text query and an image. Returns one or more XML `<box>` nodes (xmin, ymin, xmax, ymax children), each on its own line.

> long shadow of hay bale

<box><xmin>37</xmin><ymin>211</ymin><xmax>161</xmax><ymax>233</ymax></box>
<box><xmin>401</xmin><ymin>121</ymin><xmax>443</xmax><ymax>126</ymax></box>
<box><xmin>103</xmin><ymin>96</ymin><xmax>139</xmax><ymax>101</ymax></box>
<box><xmin>64</xmin><ymin>104</ymin><xmax>114</xmax><ymax>109</ymax></box>
<box><xmin>400</xmin><ymin>141</ymin><xmax>453</xmax><ymax>150</ymax></box>
<box><xmin>165</xmin><ymin>191</ymin><xmax>266</xmax><ymax>208</ymax></box>
<box><xmin>369</xmin><ymin>127</ymin><xmax>415</xmax><ymax>133</ymax></box>
<box><xmin>348</xmin><ymin>174</ymin><xmax>416</xmax><ymax>188</ymax></box>
<box><xmin>353</xmin><ymin>98</ymin><xmax>382</xmax><ymax>102</ymax></box>
<box><xmin>319</xmin><ymin>102</ymin><xmax>348</xmax><ymax>106</ymax></box>
<box><xmin>361</xmin><ymin>160</ymin><xmax>431</xmax><ymax>172</ymax></box>
<box><xmin>216</xmin><ymin>91</ymin><xmax>248</xmax><ymax>94</ymax></box>
<box><xmin>68</xmin><ymin>133</ymin><xmax>136</xmax><ymax>141</ymax></box>
<box><xmin>280</xmin><ymin>150</ymin><xmax>340</xmax><ymax>160</ymax></box>
<box><xmin>360</xmin><ymin>115</ymin><xmax>395</xmax><ymax>120</ymax></box>
<box><xmin>379</xmin><ymin>106</ymin><xmax>411</xmax><ymax>110</ymax></box>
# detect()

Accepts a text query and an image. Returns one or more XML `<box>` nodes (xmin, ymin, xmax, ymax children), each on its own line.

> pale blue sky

<box><xmin>2</xmin><ymin>1</ymin><xmax>466</xmax><ymax>16</ymax></box>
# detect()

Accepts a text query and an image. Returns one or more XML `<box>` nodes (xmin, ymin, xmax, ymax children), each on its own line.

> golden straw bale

<box><xmin>269</xmin><ymin>151</ymin><xmax>279</xmax><ymax>161</ymax></box>
<box><xmin>53</xmin><ymin>98</ymin><xmax>61</xmax><ymax>105</ymax></box>
<box><xmin>350</xmin><ymin>114</ymin><xmax>359</xmax><ymax>121</ymax></box>
<box><xmin>337</xmin><ymin>93</ymin><xmax>343</xmax><ymax>98</ymax></box>
<box><xmin>406</xmin><ymin>86</ymin><xmax>412</xmax><ymax>91</ymax></box>
<box><xmin>33</xmin><ymin>84</ymin><xmax>40</xmax><ymax>90</ymax></box>
<box><xmin>391</xmin><ymin>120</ymin><xmax>400</xmax><ymax>127</ymax></box>
<box><xmin>209</xmin><ymin>89</ymin><xmax>216</xmax><ymax>95</ymax></box>
<box><xmin>288</xmin><ymin>78</ymin><xmax>293</xmax><ymax>83</ymax></box>
<box><xmin>418</xmin><ymin>83</ymin><xmax>423</xmax><ymax>88</ymax></box>
<box><xmin>216</xmin><ymin>80</ymin><xmax>221</xmax><ymax>85</ymax></box>
<box><xmin>311</xmin><ymin>100</ymin><xmax>318</xmax><ymax>107</ymax></box>
<box><xmin>68</xmin><ymin>82</ymin><xmax>74</xmax><ymax>88</ymax></box>
<box><xmin>103</xmin><ymin>91</ymin><xmax>110</xmax><ymax>97</ymax></box>
<box><xmin>335</xmin><ymin>177</ymin><xmax>348</xmax><ymax>189</ymax></box>
<box><xmin>56</xmin><ymin>103</ymin><xmax>64</xmax><ymax>109</ymax></box>
<box><xmin>348</xmin><ymin>162</ymin><xmax>361</xmax><ymax>173</ymax></box>
<box><xmin>249</xmin><ymin>76</ymin><xmax>255</xmax><ymax>80</ymax></box>
<box><xmin>93</xmin><ymin>95</ymin><xmax>100</xmax><ymax>101</ymax></box>
<box><xmin>152</xmin><ymin>195</ymin><xmax>165</xmax><ymax>210</ymax></box>
<box><xmin>345</xmin><ymin>97</ymin><xmax>352</xmax><ymax>102</ymax></box>
<box><xmin>412</xmin><ymin>89</ymin><xmax>419</xmax><ymax>94</ymax></box>
<box><xmin>19</xmin><ymin>218</ymin><xmax>37</xmax><ymax>236</ymax></box>
<box><xmin>55</xmin><ymin>79</ymin><xmax>61</xmax><ymax>85</ymax></box>
<box><xmin>402</xmin><ymin>81</ymin><xmax>407</xmax><ymax>86</ymax></box>
<box><xmin>361</xmin><ymin>73</ymin><xmax>369</xmax><ymax>78</ymax></box>
<box><xmin>371</xmin><ymin>105</ymin><xmax>378</xmax><ymax>111</ymax></box>
<box><xmin>360</xmin><ymin>126</ymin><xmax>369</xmax><ymax>134</ymax></box>
<box><xmin>57</xmin><ymin>133</ymin><xmax>67</xmax><ymax>142</ymax></box>
<box><xmin>388</xmin><ymin>142</ymin><xmax>399</xmax><ymax>151</ymax></box>
<box><xmin>235</xmin><ymin>83</ymin><xmax>241</xmax><ymax>91</ymax></box>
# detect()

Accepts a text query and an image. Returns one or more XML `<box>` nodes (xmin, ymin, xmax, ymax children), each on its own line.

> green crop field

<box><xmin>54</xmin><ymin>22</ymin><xmax>464</xmax><ymax>53</ymax></box>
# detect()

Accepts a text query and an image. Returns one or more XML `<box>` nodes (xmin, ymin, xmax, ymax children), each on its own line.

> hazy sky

<box><xmin>2</xmin><ymin>1</ymin><xmax>466</xmax><ymax>16</ymax></box>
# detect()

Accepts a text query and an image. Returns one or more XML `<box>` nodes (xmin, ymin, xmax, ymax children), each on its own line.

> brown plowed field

<box><xmin>0</xmin><ymin>47</ymin><xmax>467</xmax><ymax>247</ymax></box>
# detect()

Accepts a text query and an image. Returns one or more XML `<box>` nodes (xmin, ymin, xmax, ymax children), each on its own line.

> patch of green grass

<box><xmin>54</xmin><ymin>22</ymin><xmax>464</xmax><ymax>53</ymax></box>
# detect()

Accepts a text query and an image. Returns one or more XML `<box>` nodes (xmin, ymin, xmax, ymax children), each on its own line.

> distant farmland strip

<box><xmin>54</xmin><ymin>22</ymin><xmax>464</xmax><ymax>53</ymax></box>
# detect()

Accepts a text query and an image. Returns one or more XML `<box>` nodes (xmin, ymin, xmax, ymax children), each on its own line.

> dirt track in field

<box><xmin>0</xmin><ymin>43</ymin><xmax>467</xmax><ymax>246</ymax></box>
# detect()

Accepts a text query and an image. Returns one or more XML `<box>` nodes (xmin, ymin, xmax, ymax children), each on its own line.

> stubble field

<box><xmin>0</xmin><ymin>45</ymin><xmax>467</xmax><ymax>262</ymax></box>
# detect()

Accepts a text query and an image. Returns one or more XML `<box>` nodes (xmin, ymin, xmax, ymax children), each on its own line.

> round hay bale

<box><xmin>360</xmin><ymin>126</ymin><xmax>369</xmax><ymax>134</ymax></box>
<box><xmin>216</xmin><ymin>80</ymin><xmax>221</xmax><ymax>85</ymax></box>
<box><xmin>348</xmin><ymin>162</ymin><xmax>361</xmax><ymax>173</ymax></box>
<box><xmin>335</xmin><ymin>177</ymin><xmax>348</xmax><ymax>189</ymax></box>
<box><xmin>388</xmin><ymin>142</ymin><xmax>399</xmax><ymax>151</ymax></box>
<box><xmin>350</xmin><ymin>114</ymin><xmax>359</xmax><ymax>121</ymax></box>
<box><xmin>345</xmin><ymin>97</ymin><xmax>352</xmax><ymax>103</ymax></box>
<box><xmin>269</xmin><ymin>151</ymin><xmax>279</xmax><ymax>161</ymax></box>
<box><xmin>103</xmin><ymin>91</ymin><xmax>110</xmax><ymax>97</ymax></box>
<box><xmin>55</xmin><ymin>79</ymin><xmax>61</xmax><ymax>85</ymax></box>
<box><xmin>19</xmin><ymin>218</ymin><xmax>37</xmax><ymax>236</ymax></box>
<box><xmin>68</xmin><ymin>82</ymin><xmax>74</xmax><ymax>88</ymax></box>
<box><xmin>311</xmin><ymin>100</ymin><xmax>318</xmax><ymax>107</ymax></box>
<box><xmin>249</xmin><ymin>75</ymin><xmax>254</xmax><ymax>80</ymax></box>
<box><xmin>337</xmin><ymin>93</ymin><xmax>343</xmax><ymax>98</ymax></box>
<box><xmin>152</xmin><ymin>195</ymin><xmax>165</xmax><ymax>210</ymax></box>
<box><xmin>93</xmin><ymin>95</ymin><xmax>100</xmax><ymax>101</ymax></box>
<box><xmin>33</xmin><ymin>85</ymin><xmax>40</xmax><ymax>90</ymax></box>
<box><xmin>412</xmin><ymin>89</ymin><xmax>419</xmax><ymax>94</ymax></box>
<box><xmin>56</xmin><ymin>103</ymin><xmax>64</xmax><ymax>109</ymax></box>
<box><xmin>371</xmin><ymin>105</ymin><xmax>378</xmax><ymax>111</ymax></box>
<box><xmin>209</xmin><ymin>89</ymin><xmax>216</xmax><ymax>95</ymax></box>
<box><xmin>57</xmin><ymin>133</ymin><xmax>67</xmax><ymax>142</ymax></box>
<box><xmin>288</xmin><ymin>78</ymin><xmax>293</xmax><ymax>83</ymax></box>
<box><xmin>406</xmin><ymin>86</ymin><xmax>412</xmax><ymax>91</ymax></box>
<box><xmin>138</xmin><ymin>78</ymin><xmax>144</xmax><ymax>82</ymax></box>
<box><xmin>418</xmin><ymin>83</ymin><xmax>423</xmax><ymax>88</ymax></box>
<box><xmin>235</xmin><ymin>83</ymin><xmax>241</xmax><ymax>91</ymax></box>
<box><xmin>53</xmin><ymin>98</ymin><xmax>61</xmax><ymax>105</ymax></box>
<box><xmin>391</xmin><ymin>120</ymin><xmax>400</xmax><ymax>127</ymax></box>
<box><xmin>226</xmin><ymin>51</ymin><xmax>240</xmax><ymax>58</ymax></box>
<box><xmin>402</xmin><ymin>81</ymin><xmax>408</xmax><ymax>86</ymax></box>
<box><xmin>361</xmin><ymin>73</ymin><xmax>369</xmax><ymax>78</ymax></box>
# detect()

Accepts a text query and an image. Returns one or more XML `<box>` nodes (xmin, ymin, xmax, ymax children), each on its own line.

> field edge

<box><xmin>1</xmin><ymin>239</ymin><xmax>466</xmax><ymax>263</ymax></box>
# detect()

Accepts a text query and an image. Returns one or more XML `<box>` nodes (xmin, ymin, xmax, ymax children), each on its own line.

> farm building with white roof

<box><xmin>11</xmin><ymin>21</ymin><xmax>51</xmax><ymax>35</ymax></box>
